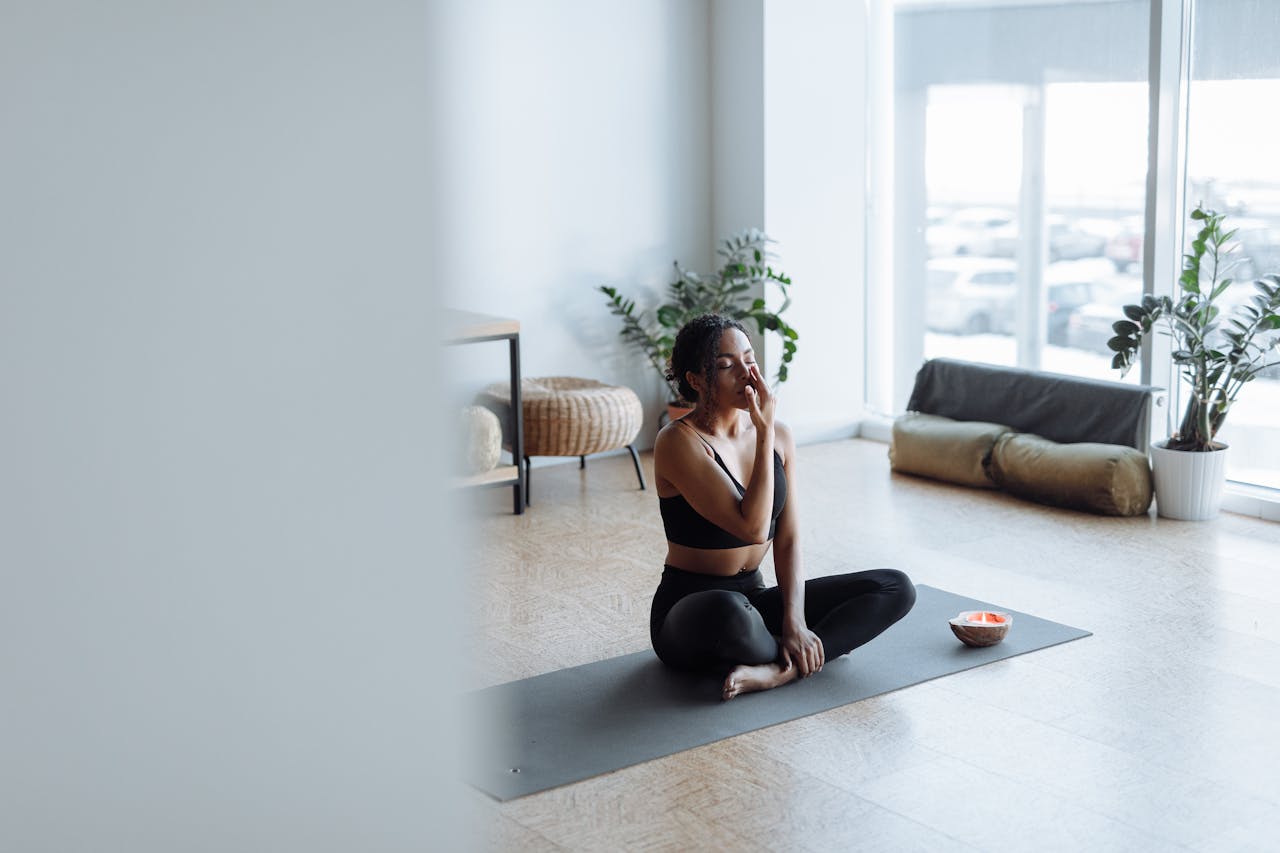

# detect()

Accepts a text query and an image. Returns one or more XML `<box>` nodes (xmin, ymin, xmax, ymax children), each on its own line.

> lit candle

<box><xmin>950</xmin><ymin>610</ymin><xmax>1012</xmax><ymax>647</ymax></box>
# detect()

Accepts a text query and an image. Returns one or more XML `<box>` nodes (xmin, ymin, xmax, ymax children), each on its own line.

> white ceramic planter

<box><xmin>1150</xmin><ymin>440</ymin><xmax>1229</xmax><ymax>521</ymax></box>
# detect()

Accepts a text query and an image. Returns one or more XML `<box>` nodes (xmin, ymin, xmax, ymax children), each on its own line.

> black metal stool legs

<box><xmin>522</xmin><ymin>448</ymin><xmax>644</xmax><ymax>506</ymax></box>
<box><xmin>627</xmin><ymin>444</ymin><xmax>646</xmax><ymax>490</ymax></box>
<box><xmin>522</xmin><ymin>456</ymin><xmax>532</xmax><ymax>507</ymax></box>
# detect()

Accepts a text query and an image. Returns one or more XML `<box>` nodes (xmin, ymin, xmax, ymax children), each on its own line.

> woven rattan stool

<box><xmin>477</xmin><ymin>376</ymin><xmax>645</xmax><ymax>506</ymax></box>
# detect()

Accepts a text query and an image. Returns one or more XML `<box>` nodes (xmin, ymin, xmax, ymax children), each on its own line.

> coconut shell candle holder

<box><xmin>949</xmin><ymin>610</ymin><xmax>1013</xmax><ymax>647</ymax></box>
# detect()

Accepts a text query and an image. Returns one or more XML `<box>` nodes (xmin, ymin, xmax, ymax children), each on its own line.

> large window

<box><xmin>1185</xmin><ymin>0</ymin><xmax>1280</xmax><ymax>489</ymax></box>
<box><xmin>873</xmin><ymin>0</ymin><xmax>1280</xmax><ymax>493</ymax></box>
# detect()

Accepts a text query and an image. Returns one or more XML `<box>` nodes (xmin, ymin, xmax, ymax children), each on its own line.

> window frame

<box><xmin>864</xmin><ymin>0</ymin><xmax>1280</xmax><ymax>515</ymax></box>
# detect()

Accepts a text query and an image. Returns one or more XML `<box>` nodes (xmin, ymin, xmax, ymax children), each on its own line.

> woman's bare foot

<box><xmin>722</xmin><ymin>661</ymin><xmax>800</xmax><ymax>700</ymax></box>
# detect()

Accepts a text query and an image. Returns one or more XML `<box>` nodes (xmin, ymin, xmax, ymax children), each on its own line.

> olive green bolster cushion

<box><xmin>986</xmin><ymin>432</ymin><xmax>1153</xmax><ymax>516</ymax></box>
<box><xmin>889</xmin><ymin>413</ymin><xmax>1013</xmax><ymax>488</ymax></box>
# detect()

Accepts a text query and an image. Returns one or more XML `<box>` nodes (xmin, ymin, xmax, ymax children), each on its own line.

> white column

<box><xmin>710</xmin><ymin>0</ymin><xmax>767</xmax><ymax>360</ymax></box>
<box><xmin>1016</xmin><ymin>83</ymin><xmax>1048</xmax><ymax>370</ymax></box>
<box><xmin>866</xmin><ymin>0</ymin><xmax>897</xmax><ymax>416</ymax></box>
<box><xmin>894</xmin><ymin>85</ymin><xmax>929</xmax><ymax>411</ymax></box>
<box><xmin>1144</xmin><ymin>0</ymin><xmax>1193</xmax><ymax>439</ymax></box>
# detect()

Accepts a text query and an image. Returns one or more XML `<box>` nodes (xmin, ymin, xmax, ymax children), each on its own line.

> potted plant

<box><xmin>1110</xmin><ymin>205</ymin><xmax>1280</xmax><ymax>519</ymax></box>
<box><xmin>599</xmin><ymin>229</ymin><xmax>799</xmax><ymax>422</ymax></box>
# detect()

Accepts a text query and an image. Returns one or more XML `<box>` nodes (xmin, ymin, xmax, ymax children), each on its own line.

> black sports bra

<box><xmin>659</xmin><ymin>427</ymin><xmax>787</xmax><ymax>550</ymax></box>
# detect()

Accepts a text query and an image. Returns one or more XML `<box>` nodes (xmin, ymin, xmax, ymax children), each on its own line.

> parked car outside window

<box><xmin>1045</xmin><ymin>279</ymin><xmax>1094</xmax><ymax>346</ymax></box>
<box><xmin>983</xmin><ymin>215</ymin><xmax>1110</xmax><ymax>262</ymax></box>
<box><xmin>928</xmin><ymin>257</ymin><xmax>1115</xmax><ymax>341</ymax></box>
<box><xmin>1104</xmin><ymin>214</ymin><xmax>1145</xmax><ymax>272</ymax></box>
<box><xmin>926</xmin><ymin>257</ymin><xmax>1019</xmax><ymax>335</ymax></box>
<box><xmin>926</xmin><ymin>207</ymin><xmax>1015</xmax><ymax>258</ymax></box>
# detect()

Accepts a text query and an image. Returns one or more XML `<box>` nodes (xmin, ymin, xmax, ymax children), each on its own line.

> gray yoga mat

<box><xmin>466</xmin><ymin>584</ymin><xmax>1089</xmax><ymax>800</ymax></box>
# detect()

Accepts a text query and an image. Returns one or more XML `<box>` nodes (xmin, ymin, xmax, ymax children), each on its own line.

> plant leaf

<box><xmin>1107</xmin><ymin>335</ymin><xmax>1136</xmax><ymax>352</ymax></box>
<box><xmin>656</xmin><ymin>305</ymin><xmax>682</xmax><ymax>327</ymax></box>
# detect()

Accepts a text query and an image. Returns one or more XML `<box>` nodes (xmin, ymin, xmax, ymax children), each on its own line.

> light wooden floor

<box><xmin>460</xmin><ymin>438</ymin><xmax>1280</xmax><ymax>852</ymax></box>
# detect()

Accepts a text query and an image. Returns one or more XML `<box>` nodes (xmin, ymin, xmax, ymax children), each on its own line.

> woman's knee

<box><xmin>661</xmin><ymin>590</ymin><xmax>774</xmax><ymax>665</ymax></box>
<box><xmin>715</xmin><ymin>601</ymin><xmax>777</xmax><ymax>663</ymax></box>
<box><xmin>870</xmin><ymin>568</ymin><xmax>916</xmax><ymax>616</ymax></box>
<box><xmin>692</xmin><ymin>591</ymin><xmax>768</xmax><ymax>641</ymax></box>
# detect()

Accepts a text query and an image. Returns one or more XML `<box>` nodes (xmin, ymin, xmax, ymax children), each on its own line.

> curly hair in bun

<box><xmin>665</xmin><ymin>314</ymin><xmax>749</xmax><ymax>406</ymax></box>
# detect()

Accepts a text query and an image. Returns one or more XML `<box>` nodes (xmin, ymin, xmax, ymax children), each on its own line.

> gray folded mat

<box><xmin>466</xmin><ymin>584</ymin><xmax>1090</xmax><ymax>800</ymax></box>
<box><xmin>905</xmin><ymin>357</ymin><xmax>1156</xmax><ymax>449</ymax></box>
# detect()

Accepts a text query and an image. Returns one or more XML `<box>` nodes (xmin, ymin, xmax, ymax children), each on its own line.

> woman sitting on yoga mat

<box><xmin>652</xmin><ymin>314</ymin><xmax>916</xmax><ymax>700</ymax></box>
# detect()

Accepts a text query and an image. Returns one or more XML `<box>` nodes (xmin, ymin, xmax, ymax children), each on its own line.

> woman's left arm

<box><xmin>772</xmin><ymin>422</ymin><xmax>824</xmax><ymax>676</ymax></box>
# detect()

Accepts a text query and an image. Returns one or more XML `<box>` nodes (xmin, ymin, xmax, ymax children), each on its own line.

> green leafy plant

<box><xmin>599</xmin><ymin>230</ymin><xmax>799</xmax><ymax>403</ymax></box>
<box><xmin>1111</xmin><ymin>206</ymin><xmax>1280</xmax><ymax>451</ymax></box>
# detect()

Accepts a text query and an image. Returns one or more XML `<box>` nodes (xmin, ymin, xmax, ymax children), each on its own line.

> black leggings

<box><xmin>650</xmin><ymin>565</ymin><xmax>916</xmax><ymax>672</ymax></box>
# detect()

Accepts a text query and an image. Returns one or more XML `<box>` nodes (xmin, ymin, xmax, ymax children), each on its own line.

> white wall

<box><xmin>433</xmin><ymin>0</ymin><xmax>713</xmax><ymax>444</ymax></box>
<box><xmin>708</xmin><ymin>1</ymin><xmax>870</xmax><ymax>441</ymax></box>
<box><xmin>763</xmin><ymin>0</ymin><xmax>869</xmax><ymax>441</ymax></box>
<box><xmin>710</xmin><ymin>0</ymin><xmax>766</xmax><ymax>243</ymax></box>
<box><xmin>433</xmin><ymin>0</ymin><xmax>871</xmax><ymax>450</ymax></box>
<box><xmin>1</xmin><ymin>2</ymin><xmax>461</xmax><ymax>849</ymax></box>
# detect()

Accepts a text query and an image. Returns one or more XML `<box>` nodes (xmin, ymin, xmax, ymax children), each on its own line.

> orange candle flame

<box><xmin>969</xmin><ymin>611</ymin><xmax>1005</xmax><ymax>624</ymax></box>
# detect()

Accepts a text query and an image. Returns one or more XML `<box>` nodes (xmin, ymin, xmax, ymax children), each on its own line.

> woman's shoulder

<box><xmin>655</xmin><ymin>418</ymin><xmax>682</xmax><ymax>446</ymax></box>
<box><xmin>656</xmin><ymin>418</ymin><xmax>711</xmax><ymax>460</ymax></box>
<box><xmin>656</xmin><ymin>417</ymin><xmax>692</xmax><ymax>442</ymax></box>
<box><xmin>773</xmin><ymin>420</ymin><xmax>795</xmax><ymax>463</ymax></box>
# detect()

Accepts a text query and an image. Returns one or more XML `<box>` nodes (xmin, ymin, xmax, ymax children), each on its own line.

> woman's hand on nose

<box><xmin>744</xmin><ymin>364</ymin><xmax>775</xmax><ymax>432</ymax></box>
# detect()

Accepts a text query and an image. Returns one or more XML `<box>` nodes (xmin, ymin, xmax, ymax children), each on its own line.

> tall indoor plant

<box><xmin>600</xmin><ymin>230</ymin><xmax>799</xmax><ymax>419</ymax></box>
<box><xmin>1110</xmin><ymin>206</ymin><xmax>1280</xmax><ymax>518</ymax></box>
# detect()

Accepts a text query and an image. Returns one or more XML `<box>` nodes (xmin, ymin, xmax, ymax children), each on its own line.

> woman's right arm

<box><xmin>656</xmin><ymin>366</ymin><xmax>777</xmax><ymax>544</ymax></box>
<box><xmin>736</xmin><ymin>364</ymin><xmax>777</xmax><ymax>541</ymax></box>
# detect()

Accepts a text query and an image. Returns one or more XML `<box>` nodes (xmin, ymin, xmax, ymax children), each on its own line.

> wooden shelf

<box><xmin>452</xmin><ymin>464</ymin><xmax>520</xmax><ymax>490</ymax></box>
<box><xmin>444</xmin><ymin>309</ymin><xmax>520</xmax><ymax>343</ymax></box>
<box><xmin>442</xmin><ymin>308</ymin><xmax>526</xmax><ymax>513</ymax></box>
